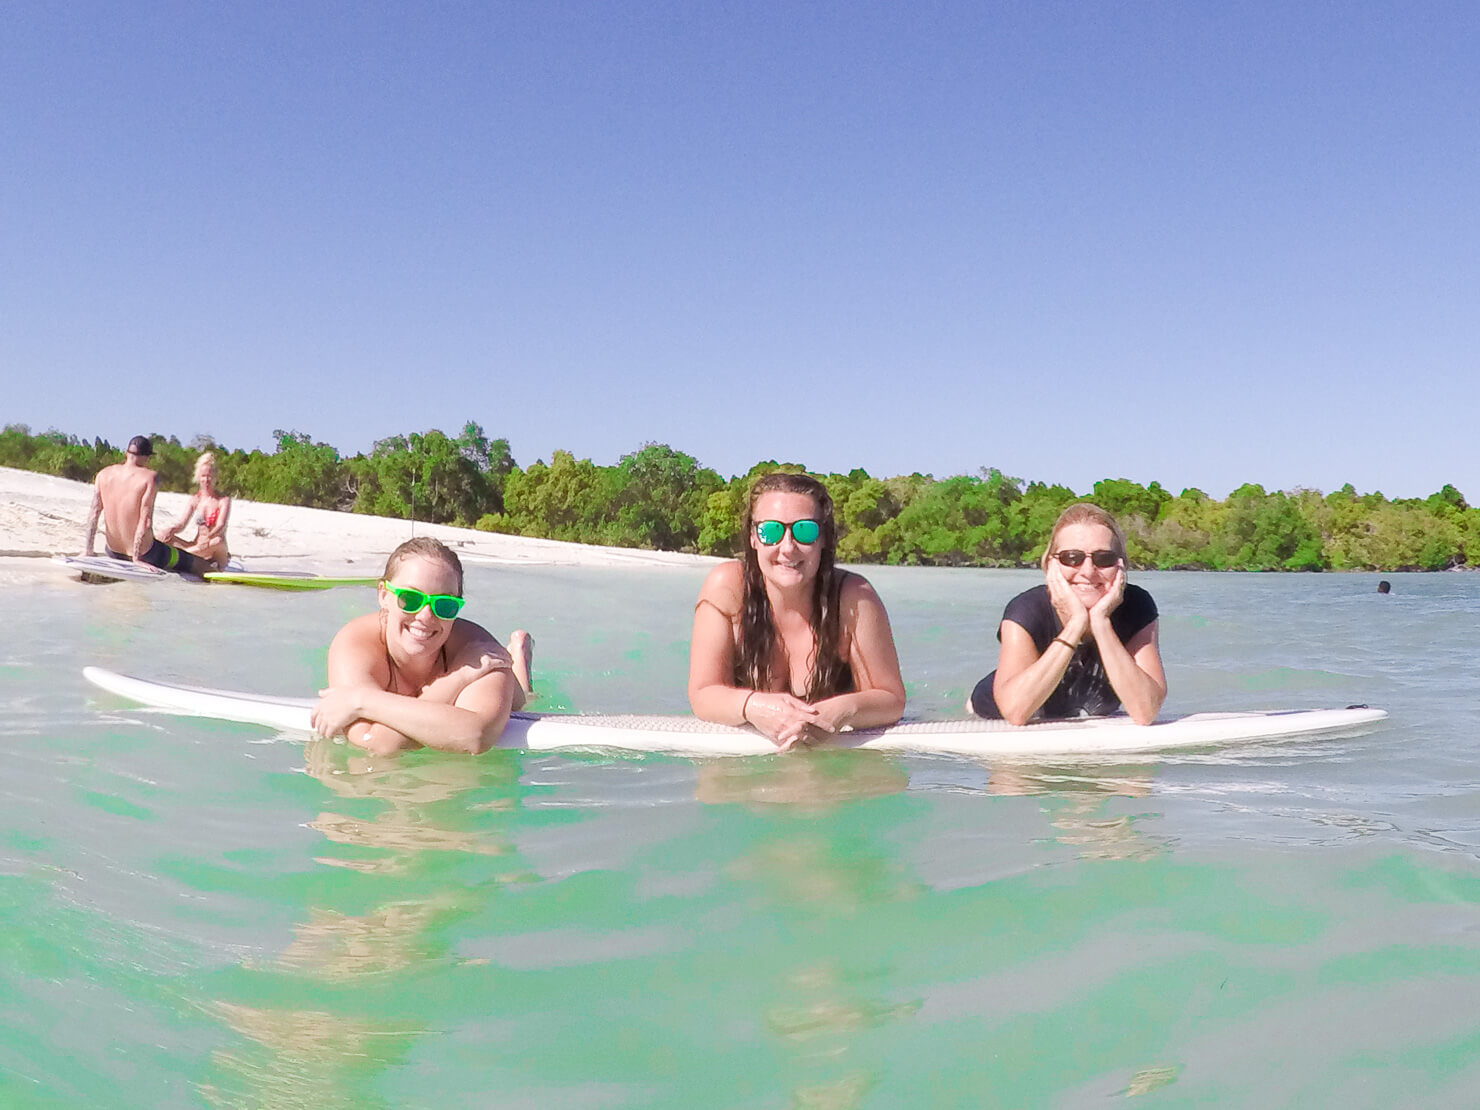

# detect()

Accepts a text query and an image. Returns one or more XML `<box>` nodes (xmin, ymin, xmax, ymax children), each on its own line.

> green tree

<box><xmin>237</xmin><ymin>430</ymin><xmax>346</xmax><ymax>510</ymax></box>
<box><xmin>613</xmin><ymin>443</ymin><xmax>724</xmax><ymax>551</ymax></box>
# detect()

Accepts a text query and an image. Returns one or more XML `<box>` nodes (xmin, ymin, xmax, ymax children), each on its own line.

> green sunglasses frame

<box><xmin>382</xmin><ymin>582</ymin><xmax>466</xmax><ymax>619</ymax></box>
<box><xmin>754</xmin><ymin>518</ymin><xmax>822</xmax><ymax>546</ymax></box>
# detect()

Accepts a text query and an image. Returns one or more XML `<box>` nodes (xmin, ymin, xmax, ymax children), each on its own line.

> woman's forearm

<box><xmin>1090</xmin><ymin>617</ymin><xmax>1165</xmax><ymax>724</ymax></box>
<box><xmin>355</xmin><ymin>688</ymin><xmax>499</xmax><ymax>753</ymax></box>
<box><xmin>346</xmin><ymin>719</ymin><xmax>417</xmax><ymax>756</ymax></box>
<box><xmin>690</xmin><ymin>682</ymin><xmax>754</xmax><ymax>726</ymax></box>
<box><xmin>815</xmin><ymin>688</ymin><xmax>904</xmax><ymax>730</ymax></box>
<box><xmin>992</xmin><ymin>642</ymin><xmax>1078</xmax><ymax>725</ymax></box>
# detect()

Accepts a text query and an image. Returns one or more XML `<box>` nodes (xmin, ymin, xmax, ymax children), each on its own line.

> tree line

<box><xmin>4</xmin><ymin>422</ymin><xmax>1475</xmax><ymax>571</ymax></box>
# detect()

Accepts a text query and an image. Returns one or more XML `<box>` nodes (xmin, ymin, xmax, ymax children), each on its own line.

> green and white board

<box><xmin>203</xmin><ymin>571</ymin><xmax>377</xmax><ymax>590</ymax></box>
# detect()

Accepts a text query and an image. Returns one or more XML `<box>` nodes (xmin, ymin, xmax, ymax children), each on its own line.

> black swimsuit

<box><xmin>106</xmin><ymin>540</ymin><xmax>210</xmax><ymax>577</ymax></box>
<box><xmin>970</xmin><ymin>584</ymin><xmax>1158</xmax><ymax>720</ymax></box>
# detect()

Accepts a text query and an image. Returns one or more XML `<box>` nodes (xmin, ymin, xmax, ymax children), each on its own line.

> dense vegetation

<box><xmin>5</xmin><ymin>423</ymin><xmax>1475</xmax><ymax>571</ymax></box>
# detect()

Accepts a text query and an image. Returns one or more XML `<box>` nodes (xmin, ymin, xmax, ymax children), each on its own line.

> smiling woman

<box><xmin>311</xmin><ymin>537</ymin><xmax>535</xmax><ymax>755</ymax></box>
<box><xmin>688</xmin><ymin>472</ymin><xmax>906</xmax><ymax>749</ymax></box>
<box><xmin>968</xmin><ymin>502</ymin><xmax>1167</xmax><ymax>725</ymax></box>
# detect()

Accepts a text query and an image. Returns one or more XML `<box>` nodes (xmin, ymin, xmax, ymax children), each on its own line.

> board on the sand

<box><xmin>82</xmin><ymin>667</ymin><xmax>1388</xmax><ymax>758</ymax></box>
<box><xmin>53</xmin><ymin>554</ymin><xmax>205</xmax><ymax>582</ymax></box>
<box><xmin>202</xmin><ymin>571</ymin><xmax>377</xmax><ymax>590</ymax></box>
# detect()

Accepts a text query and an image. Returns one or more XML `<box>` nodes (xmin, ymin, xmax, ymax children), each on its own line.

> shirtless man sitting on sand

<box><xmin>82</xmin><ymin>435</ymin><xmax>212</xmax><ymax>576</ymax></box>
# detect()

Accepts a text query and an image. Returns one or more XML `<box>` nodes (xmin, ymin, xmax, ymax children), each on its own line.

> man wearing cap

<box><xmin>82</xmin><ymin>435</ymin><xmax>211</xmax><ymax>576</ymax></box>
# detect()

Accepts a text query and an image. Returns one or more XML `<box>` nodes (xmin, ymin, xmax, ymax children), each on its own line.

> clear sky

<box><xmin>4</xmin><ymin>1</ymin><xmax>1477</xmax><ymax>499</ymax></box>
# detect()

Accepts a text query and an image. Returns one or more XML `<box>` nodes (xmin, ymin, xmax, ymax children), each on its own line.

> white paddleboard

<box><xmin>55</xmin><ymin>554</ymin><xmax>248</xmax><ymax>583</ymax></box>
<box><xmin>55</xmin><ymin>555</ymin><xmax>184</xmax><ymax>582</ymax></box>
<box><xmin>82</xmin><ymin>667</ymin><xmax>1388</xmax><ymax>758</ymax></box>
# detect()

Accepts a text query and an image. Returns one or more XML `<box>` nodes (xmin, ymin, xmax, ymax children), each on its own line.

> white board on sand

<box><xmin>82</xmin><ymin>667</ymin><xmax>1388</xmax><ymax>758</ymax></box>
<box><xmin>55</xmin><ymin>554</ymin><xmax>183</xmax><ymax>581</ymax></box>
<box><xmin>55</xmin><ymin>554</ymin><xmax>248</xmax><ymax>582</ymax></box>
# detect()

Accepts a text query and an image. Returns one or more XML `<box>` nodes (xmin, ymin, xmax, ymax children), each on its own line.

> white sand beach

<box><xmin>0</xmin><ymin>466</ymin><xmax>716</xmax><ymax>585</ymax></box>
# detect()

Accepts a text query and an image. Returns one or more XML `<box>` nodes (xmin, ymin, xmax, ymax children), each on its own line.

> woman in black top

<box><xmin>968</xmin><ymin>503</ymin><xmax>1166</xmax><ymax>725</ymax></box>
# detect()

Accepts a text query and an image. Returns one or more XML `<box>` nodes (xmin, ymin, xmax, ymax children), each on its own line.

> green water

<box><xmin>4</xmin><ymin>566</ymin><xmax>1480</xmax><ymax>1106</ymax></box>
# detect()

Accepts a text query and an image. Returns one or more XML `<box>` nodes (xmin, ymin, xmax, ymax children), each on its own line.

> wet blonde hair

<box><xmin>383</xmin><ymin>537</ymin><xmax>464</xmax><ymax>595</ymax></box>
<box><xmin>1040</xmin><ymin>503</ymin><xmax>1127</xmax><ymax>571</ymax></box>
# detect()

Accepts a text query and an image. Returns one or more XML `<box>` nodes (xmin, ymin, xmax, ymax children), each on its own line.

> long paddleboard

<box><xmin>202</xmin><ymin>571</ymin><xmax>377</xmax><ymax>590</ymax></box>
<box><xmin>82</xmin><ymin>667</ymin><xmax>1388</xmax><ymax>758</ymax></box>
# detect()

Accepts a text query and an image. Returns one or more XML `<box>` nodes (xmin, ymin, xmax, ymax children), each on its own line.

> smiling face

<box><xmin>749</xmin><ymin>490</ymin><xmax>824</xmax><ymax>593</ymax></box>
<box><xmin>1050</xmin><ymin>521</ymin><xmax>1122</xmax><ymax>608</ymax></box>
<box><xmin>194</xmin><ymin>456</ymin><xmax>216</xmax><ymax>490</ymax></box>
<box><xmin>380</xmin><ymin>553</ymin><xmax>462</xmax><ymax>659</ymax></box>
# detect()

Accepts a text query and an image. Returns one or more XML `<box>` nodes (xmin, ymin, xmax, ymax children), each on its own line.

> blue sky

<box><xmin>5</xmin><ymin>1</ymin><xmax>1477</xmax><ymax>499</ymax></box>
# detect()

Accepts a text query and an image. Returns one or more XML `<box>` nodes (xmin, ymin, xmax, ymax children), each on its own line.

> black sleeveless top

<box><xmin>971</xmin><ymin>584</ymin><xmax>1158</xmax><ymax>719</ymax></box>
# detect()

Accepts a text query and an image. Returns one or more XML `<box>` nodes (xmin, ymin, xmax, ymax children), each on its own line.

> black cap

<box><xmin>126</xmin><ymin>435</ymin><xmax>153</xmax><ymax>457</ymax></box>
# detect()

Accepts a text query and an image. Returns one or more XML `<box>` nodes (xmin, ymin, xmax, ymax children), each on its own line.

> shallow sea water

<box><xmin>4</xmin><ymin>565</ymin><xmax>1480</xmax><ymax>1107</ymax></box>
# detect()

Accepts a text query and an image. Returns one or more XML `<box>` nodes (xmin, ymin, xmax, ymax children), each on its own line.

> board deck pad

<box><xmin>82</xmin><ymin>667</ymin><xmax>1389</xmax><ymax>758</ymax></box>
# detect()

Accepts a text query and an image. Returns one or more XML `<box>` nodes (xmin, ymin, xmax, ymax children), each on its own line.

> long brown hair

<box><xmin>736</xmin><ymin>472</ymin><xmax>849</xmax><ymax>700</ymax></box>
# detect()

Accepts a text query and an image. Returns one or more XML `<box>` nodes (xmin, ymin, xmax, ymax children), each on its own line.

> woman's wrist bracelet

<box><xmin>1051</xmin><ymin>636</ymin><xmax>1077</xmax><ymax>651</ymax></box>
<box><xmin>740</xmin><ymin>691</ymin><xmax>755</xmax><ymax>723</ymax></box>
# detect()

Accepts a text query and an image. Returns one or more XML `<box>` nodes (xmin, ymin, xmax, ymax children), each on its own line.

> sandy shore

<box><xmin>0</xmin><ymin>466</ymin><xmax>717</xmax><ymax>584</ymax></box>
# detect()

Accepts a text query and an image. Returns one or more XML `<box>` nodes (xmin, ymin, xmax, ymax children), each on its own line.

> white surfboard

<box><xmin>55</xmin><ymin>554</ymin><xmax>248</xmax><ymax>583</ymax></box>
<box><xmin>55</xmin><ymin>554</ymin><xmax>184</xmax><ymax>581</ymax></box>
<box><xmin>82</xmin><ymin>667</ymin><xmax>1388</xmax><ymax>758</ymax></box>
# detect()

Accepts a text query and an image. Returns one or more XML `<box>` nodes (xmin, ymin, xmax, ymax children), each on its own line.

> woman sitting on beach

<box><xmin>968</xmin><ymin>503</ymin><xmax>1165</xmax><ymax>725</ymax></box>
<box><xmin>156</xmin><ymin>451</ymin><xmax>232</xmax><ymax>570</ymax></box>
<box><xmin>689</xmin><ymin>472</ymin><xmax>906</xmax><ymax>750</ymax></box>
<box><xmin>311</xmin><ymin>537</ymin><xmax>534</xmax><ymax>756</ymax></box>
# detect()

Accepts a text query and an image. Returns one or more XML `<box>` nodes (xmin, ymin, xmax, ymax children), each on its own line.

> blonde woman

<box><xmin>312</xmin><ymin>538</ymin><xmax>533</xmax><ymax>756</ymax></box>
<box><xmin>157</xmin><ymin>452</ymin><xmax>232</xmax><ymax>570</ymax></box>
<box><xmin>968</xmin><ymin>503</ymin><xmax>1165</xmax><ymax>725</ymax></box>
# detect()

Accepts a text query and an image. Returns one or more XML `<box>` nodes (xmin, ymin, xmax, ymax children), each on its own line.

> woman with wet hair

<box><xmin>689</xmin><ymin>472</ymin><xmax>905</xmax><ymax>749</ymax></box>
<box><xmin>969</xmin><ymin>502</ymin><xmax>1165</xmax><ymax>725</ymax></box>
<box><xmin>312</xmin><ymin>537</ymin><xmax>534</xmax><ymax>755</ymax></box>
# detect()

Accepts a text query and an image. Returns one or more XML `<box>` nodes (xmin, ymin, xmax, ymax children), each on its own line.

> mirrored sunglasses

<box><xmin>754</xmin><ymin>519</ymin><xmax>821</xmax><ymax>546</ymax></box>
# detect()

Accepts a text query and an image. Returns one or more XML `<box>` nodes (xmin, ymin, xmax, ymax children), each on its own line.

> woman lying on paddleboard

<box><xmin>311</xmin><ymin>537</ymin><xmax>533</xmax><ymax>755</ymax></box>
<box><xmin>968</xmin><ymin>503</ymin><xmax>1165</xmax><ymax>725</ymax></box>
<box><xmin>689</xmin><ymin>472</ymin><xmax>906</xmax><ymax>750</ymax></box>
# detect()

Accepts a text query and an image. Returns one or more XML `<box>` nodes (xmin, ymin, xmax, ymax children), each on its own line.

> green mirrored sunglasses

<box><xmin>754</xmin><ymin>518</ymin><xmax>821</xmax><ymax>546</ymax></box>
<box><xmin>382</xmin><ymin>583</ymin><xmax>466</xmax><ymax>620</ymax></box>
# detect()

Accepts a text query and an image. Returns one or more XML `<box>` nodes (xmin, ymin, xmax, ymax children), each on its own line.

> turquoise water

<box><xmin>4</xmin><ymin>566</ymin><xmax>1479</xmax><ymax>1107</ymax></box>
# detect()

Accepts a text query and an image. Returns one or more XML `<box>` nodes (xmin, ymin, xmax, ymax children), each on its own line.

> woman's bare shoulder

<box><xmin>838</xmin><ymin>569</ymin><xmax>884</xmax><ymax>606</ymax></box>
<box><xmin>696</xmin><ymin>560</ymin><xmax>744</xmax><ymax>613</ymax></box>
<box><xmin>447</xmin><ymin>618</ymin><xmax>506</xmax><ymax>659</ymax></box>
<box><xmin>329</xmin><ymin>612</ymin><xmax>382</xmax><ymax>651</ymax></box>
<box><xmin>326</xmin><ymin>612</ymin><xmax>390</xmax><ymax>684</ymax></box>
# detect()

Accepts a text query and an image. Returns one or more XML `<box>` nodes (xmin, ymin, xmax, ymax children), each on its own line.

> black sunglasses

<box><xmin>1052</xmin><ymin>549</ymin><xmax>1120</xmax><ymax>569</ymax></box>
